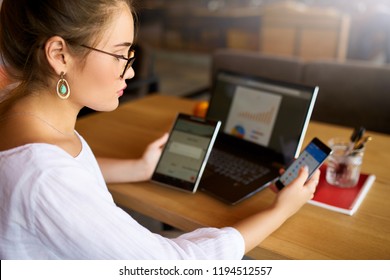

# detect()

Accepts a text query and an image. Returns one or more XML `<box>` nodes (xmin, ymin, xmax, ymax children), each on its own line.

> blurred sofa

<box><xmin>210</xmin><ymin>49</ymin><xmax>390</xmax><ymax>135</ymax></box>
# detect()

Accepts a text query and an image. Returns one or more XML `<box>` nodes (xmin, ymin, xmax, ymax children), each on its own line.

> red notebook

<box><xmin>308</xmin><ymin>165</ymin><xmax>376</xmax><ymax>215</ymax></box>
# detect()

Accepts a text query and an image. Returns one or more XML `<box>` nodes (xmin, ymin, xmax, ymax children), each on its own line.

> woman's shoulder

<box><xmin>0</xmin><ymin>136</ymin><xmax>100</xmax><ymax>191</ymax></box>
<box><xmin>0</xmin><ymin>131</ymin><xmax>89</xmax><ymax>160</ymax></box>
<box><xmin>0</xmin><ymin>133</ymin><xmax>83</xmax><ymax>158</ymax></box>
<box><xmin>0</xmin><ymin>142</ymin><xmax>76</xmax><ymax>170</ymax></box>
<box><xmin>0</xmin><ymin>143</ymin><xmax>78</xmax><ymax>202</ymax></box>
<box><xmin>0</xmin><ymin>111</ymin><xmax>83</xmax><ymax>157</ymax></box>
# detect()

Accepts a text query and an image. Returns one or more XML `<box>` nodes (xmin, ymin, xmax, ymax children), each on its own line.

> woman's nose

<box><xmin>123</xmin><ymin>66</ymin><xmax>135</xmax><ymax>80</ymax></box>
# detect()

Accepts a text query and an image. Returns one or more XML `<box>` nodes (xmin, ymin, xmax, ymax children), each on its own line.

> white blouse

<box><xmin>0</xmin><ymin>133</ymin><xmax>245</xmax><ymax>260</ymax></box>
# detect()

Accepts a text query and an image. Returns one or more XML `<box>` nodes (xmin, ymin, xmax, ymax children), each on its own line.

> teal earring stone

<box><xmin>60</xmin><ymin>84</ymin><xmax>67</xmax><ymax>95</ymax></box>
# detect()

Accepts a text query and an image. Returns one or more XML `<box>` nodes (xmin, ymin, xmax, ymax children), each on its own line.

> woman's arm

<box><xmin>233</xmin><ymin>166</ymin><xmax>319</xmax><ymax>253</ymax></box>
<box><xmin>96</xmin><ymin>133</ymin><xmax>168</xmax><ymax>183</ymax></box>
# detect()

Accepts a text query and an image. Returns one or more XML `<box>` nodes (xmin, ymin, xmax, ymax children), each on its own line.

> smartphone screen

<box><xmin>275</xmin><ymin>137</ymin><xmax>332</xmax><ymax>190</ymax></box>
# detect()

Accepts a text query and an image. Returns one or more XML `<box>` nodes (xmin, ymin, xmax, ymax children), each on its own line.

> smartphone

<box><xmin>151</xmin><ymin>113</ymin><xmax>221</xmax><ymax>193</ymax></box>
<box><xmin>275</xmin><ymin>137</ymin><xmax>332</xmax><ymax>190</ymax></box>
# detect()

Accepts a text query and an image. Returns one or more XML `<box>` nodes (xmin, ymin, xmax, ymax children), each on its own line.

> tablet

<box><xmin>151</xmin><ymin>113</ymin><xmax>221</xmax><ymax>193</ymax></box>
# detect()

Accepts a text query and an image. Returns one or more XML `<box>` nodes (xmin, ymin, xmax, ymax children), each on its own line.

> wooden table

<box><xmin>76</xmin><ymin>95</ymin><xmax>390</xmax><ymax>260</ymax></box>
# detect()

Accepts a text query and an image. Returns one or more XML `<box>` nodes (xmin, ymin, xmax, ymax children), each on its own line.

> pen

<box><xmin>350</xmin><ymin>127</ymin><xmax>365</xmax><ymax>145</ymax></box>
<box><xmin>353</xmin><ymin>136</ymin><xmax>372</xmax><ymax>150</ymax></box>
<box><xmin>348</xmin><ymin>127</ymin><xmax>365</xmax><ymax>154</ymax></box>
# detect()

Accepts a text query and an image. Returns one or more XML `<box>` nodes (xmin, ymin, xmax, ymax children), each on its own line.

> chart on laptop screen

<box><xmin>224</xmin><ymin>86</ymin><xmax>282</xmax><ymax>146</ymax></box>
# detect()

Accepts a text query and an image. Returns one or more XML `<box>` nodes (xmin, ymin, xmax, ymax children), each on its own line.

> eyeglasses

<box><xmin>80</xmin><ymin>44</ymin><xmax>135</xmax><ymax>79</ymax></box>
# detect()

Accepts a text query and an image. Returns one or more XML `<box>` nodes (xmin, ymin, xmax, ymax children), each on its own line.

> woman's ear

<box><xmin>44</xmin><ymin>36</ymin><xmax>71</xmax><ymax>76</ymax></box>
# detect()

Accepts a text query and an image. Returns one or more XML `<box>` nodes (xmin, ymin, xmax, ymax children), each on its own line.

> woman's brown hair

<box><xmin>0</xmin><ymin>0</ymin><xmax>135</xmax><ymax>103</ymax></box>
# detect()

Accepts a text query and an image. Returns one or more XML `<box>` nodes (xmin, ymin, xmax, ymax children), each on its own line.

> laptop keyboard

<box><xmin>207</xmin><ymin>149</ymin><xmax>271</xmax><ymax>185</ymax></box>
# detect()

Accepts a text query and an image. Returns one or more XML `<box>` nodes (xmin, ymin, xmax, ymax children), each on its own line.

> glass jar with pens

<box><xmin>326</xmin><ymin>127</ymin><xmax>372</xmax><ymax>188</ymax></box>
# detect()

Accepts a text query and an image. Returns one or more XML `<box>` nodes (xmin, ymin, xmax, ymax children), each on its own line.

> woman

<box><xmin>0</xmin><ymin>0</ymin><xmax>319</xmax><ymax>259</ymax></box>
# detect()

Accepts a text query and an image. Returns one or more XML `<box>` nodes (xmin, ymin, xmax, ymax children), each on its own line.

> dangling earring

<box><xmin>56</xmin><ymin>71</ymin><xmax>71</xmax><ymax>100</ymax></box>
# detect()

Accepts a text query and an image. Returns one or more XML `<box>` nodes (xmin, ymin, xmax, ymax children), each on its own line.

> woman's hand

<box><xmin>139</xmin><ymin>133</ymin><xmax>169</xmax><ymax>179</ymax></box>
<box><xmin>273</xmin><ymin>166</ymin><xmax>319</xmax><ymax>218</ymax></box>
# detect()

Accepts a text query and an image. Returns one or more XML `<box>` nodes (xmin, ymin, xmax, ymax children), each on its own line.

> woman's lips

<box><xmin>117</xmin><ymin>85</ymin><xmax>127</xmax><ymax>97</ymax></box>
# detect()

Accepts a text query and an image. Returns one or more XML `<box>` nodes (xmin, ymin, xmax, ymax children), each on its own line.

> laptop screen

<box><xmin>206</xmin><ymin>71</ymin><xmax>318</xmax><ymax>164</ymax></box>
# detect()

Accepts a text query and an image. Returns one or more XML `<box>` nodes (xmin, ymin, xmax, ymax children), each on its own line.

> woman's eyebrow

<box><xmin>114</xmin><ymin>42</ymin><xmax>133</xmax><ymax>48</ymax></box>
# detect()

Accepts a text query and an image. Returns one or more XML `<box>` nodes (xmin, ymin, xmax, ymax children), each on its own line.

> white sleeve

<box><xmin>32</xmin><ymin>166</ymin><xmax>245</xmax><ymax>260</ymax></box>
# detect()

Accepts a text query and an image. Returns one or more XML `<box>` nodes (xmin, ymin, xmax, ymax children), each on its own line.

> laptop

<box><xmin>199</xmin><ymin>70</ymin><xmax>319</xmax><ymax>204</ymax></box>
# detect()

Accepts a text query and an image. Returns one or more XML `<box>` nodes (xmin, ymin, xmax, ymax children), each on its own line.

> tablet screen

<box><xmin>151</xmin><ymin>113</ymin><xmax>221</xmax><ymax>192</ymax></box>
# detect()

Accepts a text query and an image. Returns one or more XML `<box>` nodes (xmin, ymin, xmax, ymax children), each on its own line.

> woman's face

<box><xmin>68</xmin><ymin>6</ymin><xmax>135</xmax><ymax>112</ymax></box>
